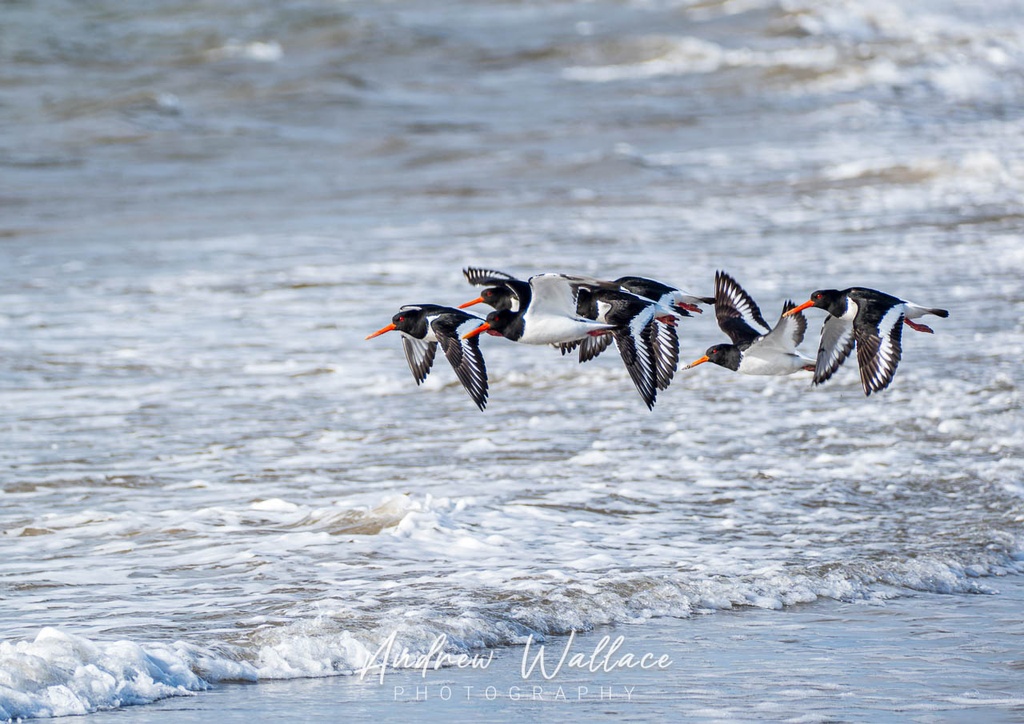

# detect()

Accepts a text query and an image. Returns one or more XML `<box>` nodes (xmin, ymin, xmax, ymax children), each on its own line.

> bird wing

<box><xmin>813</xmin><ymin>314</ymin><xmax>856</xmax><ymax>385</ymax></box>
<box><xmin>463</xmin><ymin>267</ymin><xmax>519</xmax><ymax>286</ymax></box>
<box><xmin>758</xmin><ymin>300</ymin><xmax>807</xmax><ymax>352</ymax></box>
<box><xmin>527</xmin><ymin>274</ymin><xmax>589</xmax><ymax>318</ymax></box>
<box><xmin>401</xmin><ymin>335</ymin><xmax>438</xmax><ymax>385</ymax></box>
<box><xmin>650</xmin><ymin>317</ymin><xmax>680</xmax><ymax>391</ymax></box>
<box><xmin>854</xmin><ymin>306</ymin><xmax>904</xmax><ymax>396</ymax></box>
<box><xmin>612</xmin><ymin>310</ymin><xmax>658</xmax><ymax>410</ymax></box>
<box><xmin>433</xmin><ymin>316</ymin><xmax>489</xmax><ymax>410</ymax></box>
<box><xmin>714</xmin><ymin>271</ymin><xmax>771</xmax><ymax>346</ymax></box>
<box><xmin>578</xmin><ymin>333</ymin><xmax>614</xmax><ymax>363</ymax></box>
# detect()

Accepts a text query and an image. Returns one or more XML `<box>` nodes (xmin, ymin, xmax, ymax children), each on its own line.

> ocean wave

<box><xmin>4</xmin><ymin>552</ymin><xmax>1022</xmax><ymax>720</ymax></box>
<box><xmin>561</xmin><ymin>0</ymin><xmax>1024</xmax><ymax>104</ymax></box>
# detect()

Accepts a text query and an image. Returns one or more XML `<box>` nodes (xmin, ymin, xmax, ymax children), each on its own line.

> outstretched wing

<box><xmin>650</xmin><ymin>318</ymin><xmax>680</xmax><ymax>391</ymax></box>
<box><xmin>854</xmin><ymin>307</ymin><xmax>904</xmax><ymax>396</ymax></box>
<box><xmin>714</xmin><ymin>271</ymin><xmax>771</xmax><ymax>346</ymax></box>
<box><xmin>759</xmin><ymin>300</ymin><xmax>807</xmax><ymax>352</ymax></box>
<box><xmin>579</xmin><ymin>333</ymin><xmax>614</xmax><ymax>363</ymax></box>
<box><xmin>463</xmin><ymin>267</ymin><xmax>519</xmax><ymax>286</ymax></box>
<box><xmin>613</xmin><ymin>312</ymin><xmax>658</xmax><ymax>410</ymax></box>
<box><xmin>433</xmin><ymin>316</ymin><xmax>489</xmax><ymax>410</ymax></box>
<box><xmin>558</xmin><ymin>334</ymin><xmax>615</xmax><ymax>361</ymax></box>
<box><xmin>401</xmin><ymin>336</ymin><xmax>437</xmax><ymax>385</ymax></box>
<box><xmin>527</xmin><ymin>274</ymin><xmax>587</xmax><ymax>318</ymax></box>
<box><xmin>813</xmin><ymin>314</ymin><xmax>855</xmax><ymax>386</ymax></box>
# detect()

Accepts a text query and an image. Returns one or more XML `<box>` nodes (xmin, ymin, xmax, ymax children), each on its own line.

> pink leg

<box><xmin>904</xmin><ymin>318</ymin><xmax>934</xmax><ymax>334</ymax></box>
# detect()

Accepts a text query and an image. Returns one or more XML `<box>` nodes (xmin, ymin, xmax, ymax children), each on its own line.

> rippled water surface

<box><xmin>2</xmin><ymin>0</ymin><xmax>1023</xmax><ymax>719</ymax></box>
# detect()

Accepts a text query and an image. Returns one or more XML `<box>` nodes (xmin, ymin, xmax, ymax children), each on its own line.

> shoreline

<box><xmin>77</xmin><ymin>574</ymin><xmax>1024</xmax><ymax>722</ymax></box>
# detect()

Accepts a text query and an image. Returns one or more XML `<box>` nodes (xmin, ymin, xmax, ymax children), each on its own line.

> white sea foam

<box><xmin>0</xmin><ymin>629</ymin><xmax>207</xmax><ymax>720</ymax></box>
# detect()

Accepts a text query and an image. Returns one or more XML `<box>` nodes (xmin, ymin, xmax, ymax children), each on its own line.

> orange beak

<box><xmin>458</xmin><ymin>297</ymin><xmax>485</xmax><ymax>309</ymax></box>
<box><xmin>684</xmin><ymin>355</ymin><xmax>710</xmax><ymax>370</ymax></box>
<box><xmin>462</xmin><ymin>322</ymin><xmax>490</xmax><ymax>339</ymax></box>
<box><xmin>365</xmin><ymin>323</ymin><xmax>396</xmax><ymax>340</ymax></box>
<box><xmin>784</xmin><ymin>300</ymin><xmax>816</xmax><ymax>317</ymax></box>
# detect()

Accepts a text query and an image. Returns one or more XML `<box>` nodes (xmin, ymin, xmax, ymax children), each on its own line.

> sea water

<box><xmin>1</xmin><ymin>0</ymin><xmax>1023</xmax><ymax>719</ymax></box>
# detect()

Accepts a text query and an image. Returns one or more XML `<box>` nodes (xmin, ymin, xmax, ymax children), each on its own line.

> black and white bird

<box><xmin>785</xmin><ymin>287</ymin><xmax>950</xmax><ymax>395</ymax></box>
<box><xmin>461</xmin><ymin>273</ymin><xmax>617</xmax><ymax>345</ymax></box>
<box><xmin>562</xmin><ymin>275</ymin><xmax>709</xmax><ymax>371</ymax></box>
<box><xmin>459</xmin><ymin>267</ymin><xmax>690</xmax><ymax>394</ymax></box>
<box><xmin>685</xmin><ymin>271</ymin><xmax>814</xmax><ymax>376</ymax></box>
<box><xmin>459</xmin><ymin>266</ymin><xmax>707</xmax><ymax>326</ymax></box>
<box><xmin>612</xmin><ymin>276</ymin><xmax>714</xmax><ymax>317</ymax></box>
<box><xmin>571</xmin><ymin>284</ymin><xmax>680</xmax><ymax>398</ymax></box>
<box><xmin>365</xmin><ymin>304</ymin><xmax>489</xmax><ymax>410</ymax></box>
<box><xmin>458</xmin><ymin>267</ymin><xmax>532</xmax><ymax>313</ymax></box>
<box><xmin>461</xmin><ymin>273</ymin><xmax>674</xmax><ymax>409</ymax></box>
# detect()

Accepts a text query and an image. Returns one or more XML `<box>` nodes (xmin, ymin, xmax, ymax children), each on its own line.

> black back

<box><xmin>614</xmin><ymin>276</ymin><xmax>672</xmax><ymax>301</ymax></box>
<box><xmin>845</xmin><ymin>287</ymin><xmax>904</xmax><ymax>326</ymax></box>
<box><xmin>392</xmin><ymin>304</ymin><xmax>445</xmax><ymax>339</ymax></box>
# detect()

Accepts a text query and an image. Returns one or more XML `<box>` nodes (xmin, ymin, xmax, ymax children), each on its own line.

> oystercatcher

<box><xmin>462</xmin><ymin>274</ymin><xmax>616</xmax><ymax>344</ymax></box>
<box><xmin>785</xmin><ymin>287</ymin><xmax>949</xmax><ymax>395</ymax></box>
<box><xmin>563</xmin><ymin>275</ymin><xmax>709</xmax><ymax>371</ymax></box>
<box><xmin>365</xmin><ymin>304</ymin><xmax>489</xmax><ymax>410</ymax></box>
<box><xmin>613</xmin><ymin>276</ymin><xmax>714</xmax><ymax>316</ymax></box>
<box><xmin>462</xmin><ymin>274</ymin><xmax>672</xmax><ymax>409</ymax></box>
<box><xmin>458</xmin><ymin>267</ymin><xmax>531</xmax><ymax>313</ymax></box>
<box><xmin>571</xmin><ymin>284</ymin><xmax>680</xmax><ymax>397</ymax></box>
<box><xmin>459</xmin><ymin>268</ymin><xmax>690</xmax><ymax>384</ymax></box>
<box><xmin>685</xmin><ymin>271</ymin><xmax>814</xmax><ymax>376</ymax></box>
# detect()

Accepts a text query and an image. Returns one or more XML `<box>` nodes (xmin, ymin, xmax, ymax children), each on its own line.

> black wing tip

<box><xmin>463</xmin><ymin>266</ymin><xmax>515</xmax><ymax>285</ymax></box>
<box><xmin>434</xmin><ymin>328</ymin><xmax>490</xmax><ymax>411</ymax></box>
<box><xmin>714</xmin><ymin>270</ymin><xmax>770</xmax><ymax>332</ymax></box>
<box><xmin>578</xmin><ymin>333</ymin><xmax>613</xmax><ymax>364</ymax></box>
<box><xmin>860</xmin><ymin>371</ymin><xmax>896</xmax><ymax>397</ymax></box>
<box><xmin>613</xmin><ymin>328</ymin><xmax>658</xmax><ymax>410</ymax></box>
<box><xmin>812</xmin><ymin>370</ymin><xmax>833</xmax><ymax>386</ymax></box>
<box><xmin>855</xmin><ymin>314</ymin><xmax>903</xmax><ymax>396</ymax></box>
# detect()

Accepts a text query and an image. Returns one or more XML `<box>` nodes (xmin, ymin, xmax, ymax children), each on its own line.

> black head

<box><xmin>806</xmin><ymin>289</ymin><xmax>847</xmax><ymax>316</ymax></box>
<box><xmin>704</xmin><ymin>344</ymin><xmax>742</xmax><ymax>371</ymax></box>
<box><xmin>480</xmin><ymin>286</ymin><xmax>515</xmax><ymax>311</ymax></box>
<box><xmin>366</xmin><ymin>305</ymin><xmax>431</xmax><ymax>340</ymax></box>
<box><xmin>390</xmin><ymin>307</ymin><xmax>429</xmax><ymax>337</ymax></box>
<box><xmin>483</xmin><ymin>308</ymin><xmax>517</xmax><ymax>334</ymax></box>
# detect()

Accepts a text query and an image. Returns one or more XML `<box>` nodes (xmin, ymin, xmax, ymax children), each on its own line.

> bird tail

<box><xmin>905</xmin><ymin>303</ymin><xmax>949</xmax><ymax>320</ymax></box>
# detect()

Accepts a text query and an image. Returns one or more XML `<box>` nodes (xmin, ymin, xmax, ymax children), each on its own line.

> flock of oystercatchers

<box><xmin>366</xmin><ymin>268</ymin><xmax>949</xmax><ymax>410</ymax></box>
